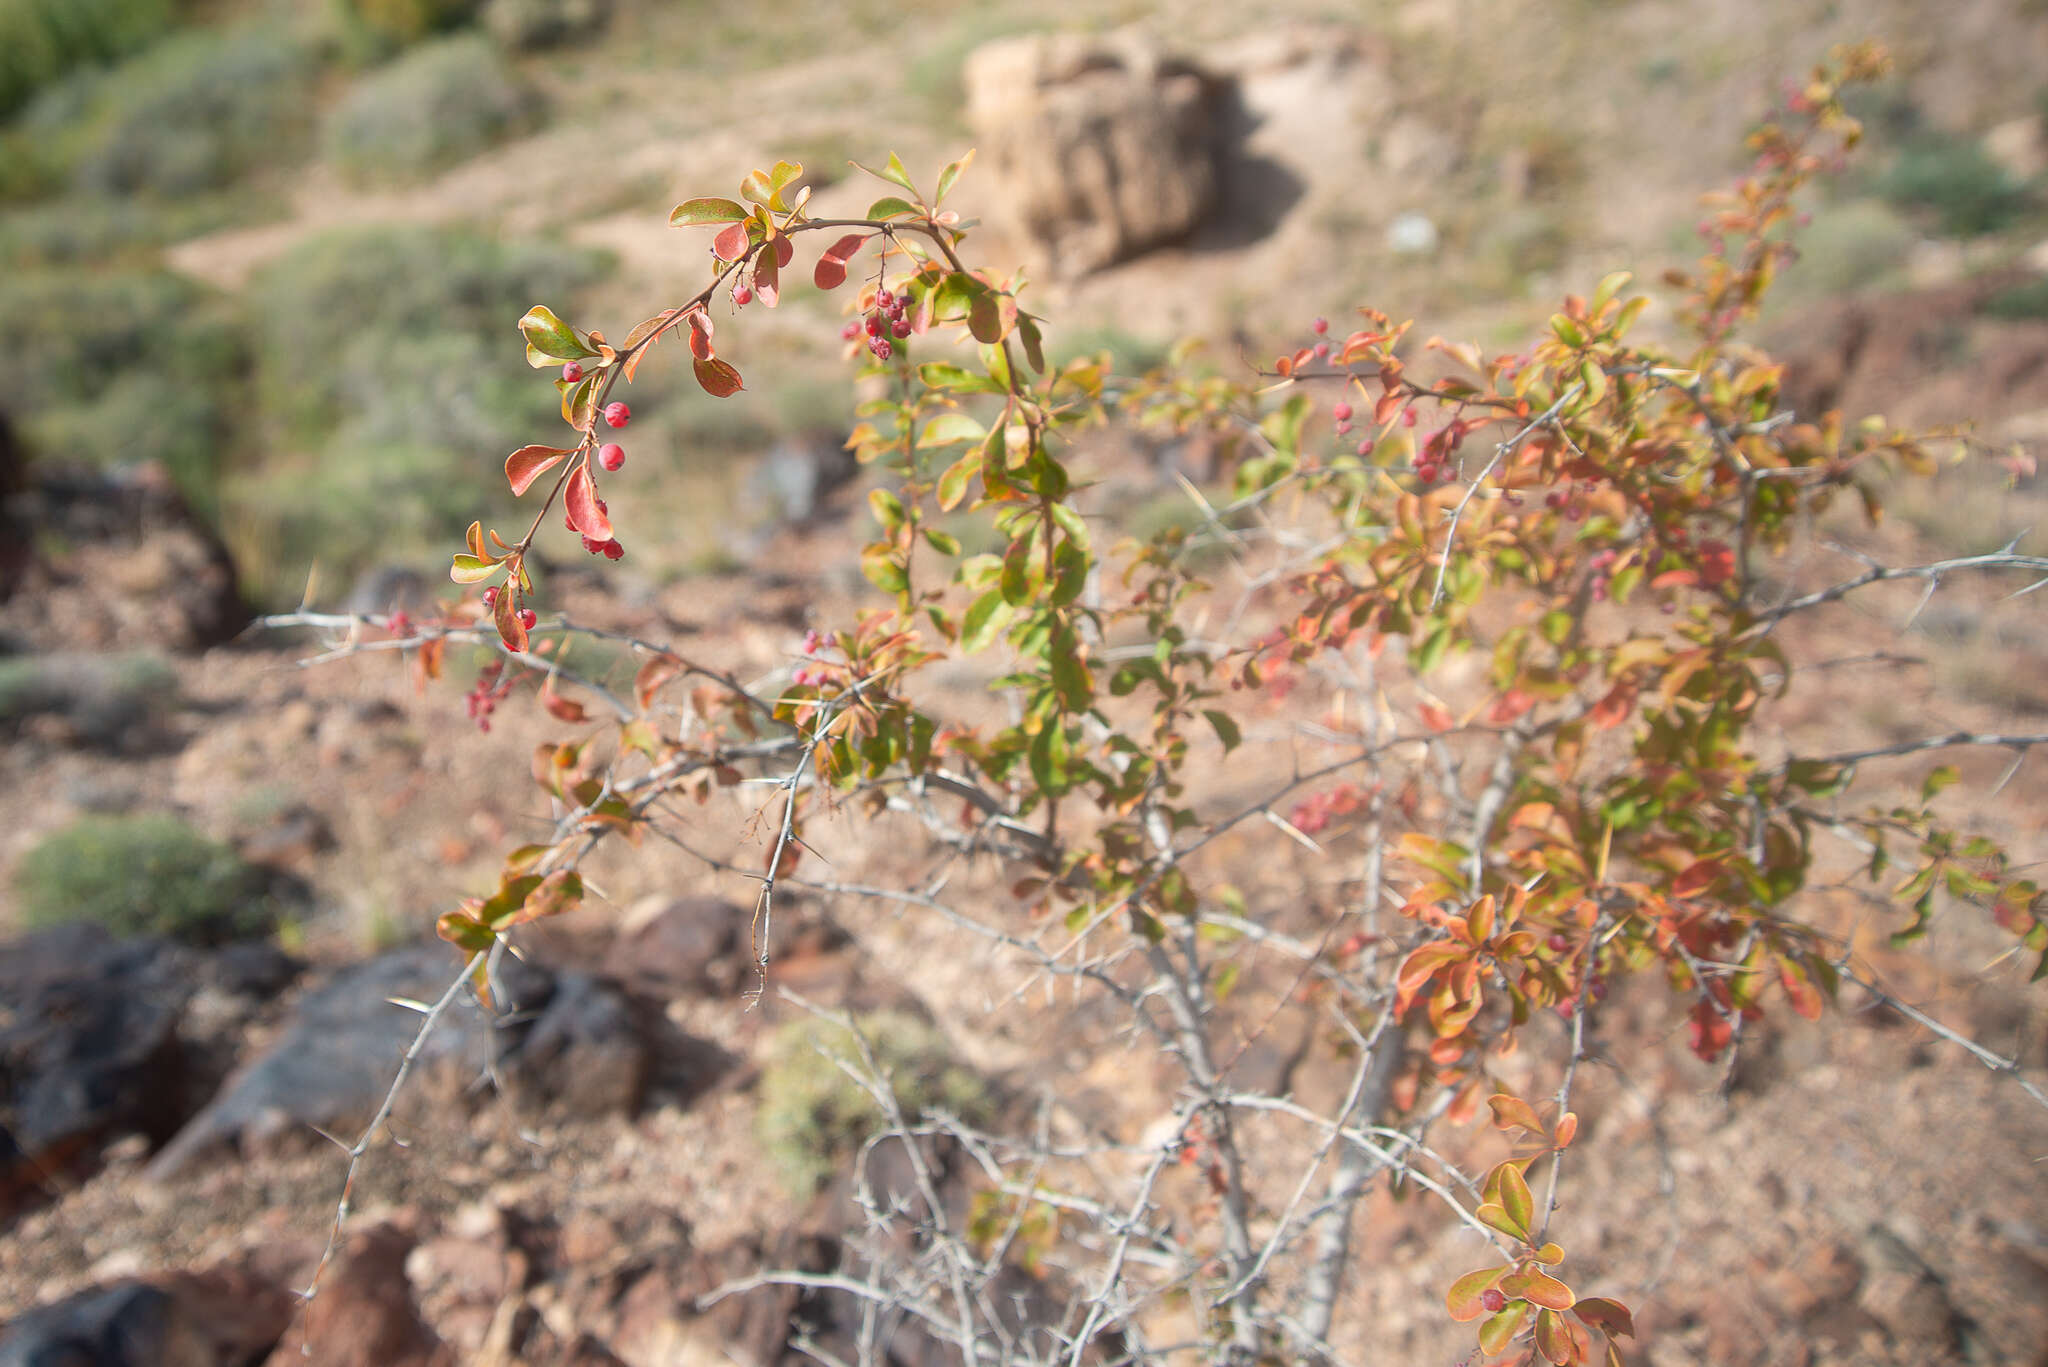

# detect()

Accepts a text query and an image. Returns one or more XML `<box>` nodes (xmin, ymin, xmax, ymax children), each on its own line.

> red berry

<box><xmin>1313</xmin><ymin>342</ymin><xmax>1330</xmax><ymax>361</ymax></box>
<box><xmin>732</xmin><ymin>284</ymin><xmax>753</xmax><ymax>307</ymax></box>
<box><xmin>841</xmin><ymin>319</ymin><xmax>861</xmax><ymax>341</ymax></box>
<box><xmin>1312</xmin><ymin>317</ymin><xmax>1329</xmax><ymax>334</ymax></box>
<box><xmin>561</xmin><ymin>361</ymin><xmax>584</xmax><ymax>383</ymax></box>
<box><xmin>482</xmin><ymin>587</ymin><xmax>498</xmax><ymax>609</ymax></box>
<box><xmin>1547</xmin><ymin>933</ymin><xmax>1570</xmax><ymax>952</ymax></box>
<box><xmin>1332</xmin><ymin>401</ymin><xmax>1353</xmax><ymax>422</ymax></box>
<box><xmin>517</xmin><ymin>608</ymin><xmax>538</xmax><ymax>630</ymax></box>
<box><xmin>1481</xmin><ymin>1289</ymin><xmax>1508</xmax><ymax>1314</ymax></box>
<box><xmin>602</xmin><ymin>538</ymin><xmax>624</xmax><ymax>560</ymax></box>
<box><xmin>1401</xmin><ymin>408</ymin><xmax>1418</xmax><ymax>427</ymax></box>
<box><xmin>603</xmin><ymin>402</ymin><xmax>631</xmax><ymax>429</ymax></box>
<box><xmin>581</xmin><ymin>535</ymin><xmax>599</xmax><ymax>554</ymax></box>
<box><xmin>865</xmin><ymin>315</ymin><xmax>883</xmax><ymax>337</ymax></box>
<box><xmin>1545</xmin><ymin>491</ymin><xmax>1566</xmax><ymax>509</ymax></box>
<box><xmin>892</xmin><ymin>317</ymin><xmax>912</xmax><ymax>338</ymax></box>
<box><xmin>875</xmin><ymin>288</ymin><xmax>894</xmax><ymax>309</ymax></box>
<box><xmin>599</xmin><ymin>442</ymin><xmax>625</xmax><ymax>472</ymax></box>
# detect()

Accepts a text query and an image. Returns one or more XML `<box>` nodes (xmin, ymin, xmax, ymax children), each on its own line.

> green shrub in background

<box><xmin>0</xmin><ymin>269</ymin><xmax>245</xmax><ymax>516</ymax></box>
<box><xmin>756</xmin><ymin>1012</ymin><xmax>993</xmax><ymax>1194</ymax></box>
<box><xmin>15</xmin><ymin>813</ymin><xmax>269</xmax><ymax>943</ymax></box>
<box><xmin>481</xmin><ymin>0</ymin><xmax>610</xmax><ymax>51</ymax></box>
<box><xmin>65</xmin><ymin>28</ymin><xmax>316</xmax><ymax>198</ymax></box>
<box><xmin>335</xmin><ymin>0</ymin><xmax>480</xmax><ymax>60</ymax></box>
<box><xmin>0</xmin><ymin>0</ymin><xmax>173</xmax><ymax>120</ymax></box>
<box><xmin>324</xmin><ymin>33</ymin><xmax>538</xmax><ymax>184</ymax></box>
<box><xmin>1877</xmin><ymin>128</ymin><xmax>2038</xmax><ymax>237</ymax></box>
<box><xmin>228</xmin><ymin>225</ymin><xmax>606</xmax><ymax>601</ymax></box>
<box><xmin>1982</xmin><ymin>274</ymin><xmax>2048</xmax><ymax>320</ymax></box>
<box><xmin>0</xmin><ymin>190</ymin><xmax>286</xmax><ymax>269</ymax></box>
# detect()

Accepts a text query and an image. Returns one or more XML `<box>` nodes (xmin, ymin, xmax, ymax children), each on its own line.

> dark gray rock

<box><xmin>0</xmin><ymin>1268</ymin><xmax>291</xmax><ymax>1367</ymax></box>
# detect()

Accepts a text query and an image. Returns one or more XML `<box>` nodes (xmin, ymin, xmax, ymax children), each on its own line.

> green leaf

<box><xmin>1000</xmin><ymin>535</ymin><xmax>1035</xmax><ymax>606</ymax></box>
<box><xmin>1203</xmin><ymin>710</ymin><xmax>1242</xmax><ymax>752</ymax></box>
<box><xmin>936</xmin><ymin>448</ymin><xmax>981</xmax><ymax>511</ymax></box>
<box><xmin>1029</xmin><ymin>716</ymin><xmax>1071</xmax><ymax>795</ymax></box>
<box><xmin>1497</xmin><ymin>1161</ymin><xmax>1534</xmax><ymax>1235</ymax></box>
<box><xmin>669</xmin><ymin>197</ymin><xmax>748</xmax><ymax>226</ymax></box>
<box><xmin>920</xmin><ymin>413</ymin><xmax>986</xmax><ymax>447</ymax></box>
<box><xmin>520</xmin><ymin>304</ymin><xmax>595</xmax><ymax>366</ymax></box>
<box><xmin>868</xmin><ymin>487</ymin><xmax>906</xmax><ymax>530</ymax></box>
<box><xmin>450</xmin><ymin>553</ymin><xmax>500</xmax><ymax>584</ymax></box>
<box><xmin>918</xmin><ymin>362</ymin><xmax>1000</xmax><ymax>393</ymax></box>
<box><xmin>935</xmin><ymin>149</ymin><xmax>974</xmax><ymax>202</ymax></box>
<box><xmin>866</xmin><ymin>196</ymin><xmax>919</xmax><ymax>220</ymax></box>
<box><xmin>861</xmin><ymin>544</ymin><xmax>908</xmax><ymax>594</ymax></box>
<box><xmin>960</xmin><ymin>589</ymin><xmax>1011</xmax><ymax>653</ymax></box>
<box><xmin>923</xmin><ymin>526</ymin><xmax>961</xmax><ymax>556</ymax></box>
<box><xmin>1921</xmin><ymin>764</ymin><xmax>1960</xmax><ymax>803</ymax></box>
<box><xmin>1017</xmin><ymin>315</ymin><xmax>1046</xmax><ymax>373</ymax></box>
<box><xmin>1478</xmin><ymin>1301</ymin><xmax>1529</xmax><ymax>1356</ymax></box>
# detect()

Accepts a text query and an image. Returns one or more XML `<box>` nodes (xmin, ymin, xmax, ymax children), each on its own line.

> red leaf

<box><xmin>539</xmin><ymin>677</ymin><xmax>587</xmax><ymax>723</ymax></box>
<box><xmin>1419</xmin><ymin>700</ymin><xmax>1455</xmax><ymax>733</ymax></box>
<box><xmin>505</xmin><ymin>444</ymin><xmax>570</xmax><ymax>496</ymax></box>
<box><xmin>755</xmin><ymin>240</ymin><xmax>780</xmax><ymax>307</ymax></box>
<box><xmin>689</xmin><ymin>311</ymin><xmax>715</xmax><ymax>359</ymax></box>
<box><xmin>694</xmin><ymin>356</ymin><xmax>744</xmax><ymax>397</ymax></box>
<box><xmin>773</xmin><ymin>235</ymin><xmax>794</xmax><ymax>268</ymax></box>
<box><xmin>1572</xmin><ymin>1298</ymin><xmax>1635</xmax><ymax>1340</ymax></box>
<box><xmin>565</xmin><ymin>466</ymin><xmax>612</xmax><ymax>541</ymax></box>
<box><xmin>713</xmin><ymin>222</ymin><xmax>748</xmax><ymax>261</ymax></box>
<box><xmin>1488</xmin><ymin>688</ymin><xmax>1537</xmax><ymax>725</ymax></box>
<box><xmin>1488</xmin><ymin>1093</ymin><xmax>1545</xmax><ymax>1135</ymax></box>
<box><xmin>814</xmin><ymin>233</ymin><xmax>869</xmax><ymax>289</ymax></box>
<box><xmin>1671</xmin><ymin>857</ymin><xmax>1723</xmax><ymax>898</ymax></box>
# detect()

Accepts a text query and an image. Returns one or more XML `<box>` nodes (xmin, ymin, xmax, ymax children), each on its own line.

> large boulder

<box><xmin>0</xmin><ymin>1270</ymin><xmax>295</xmax><ymax>1367</ymax></box>
<box><xmin>963</xmin><ymin>32</ymin><xmax>1223</xmax><ymax>275</ymax></box>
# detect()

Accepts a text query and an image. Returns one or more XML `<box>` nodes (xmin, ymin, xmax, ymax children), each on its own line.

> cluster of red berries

<box><xmin>464</xmin><ymin>660</ymin><xmax>516</xmax><ymax>732</ymax></box>
<box><xmin>1411</xmin><ymin>446</ymin><xmax>1453</xmax><ymax>486</ymax></box>
<box><xmin>1586</xmin><ymin>547</ymin><xmax>1619</xmax><ymax>602</ymax></box>
<box><xmin>385</xmin><ymin>610</ymin><xmax>415</xmax><ymax>638</ymax></box>
<box><xmin>842</xmin><ymin>285</ymin><xmax>911</xmax><ymax>360</ymax></box>
<box><xmin>480</xmin><ymin>586</ymin><xmax>539</xmax><ymax>631</ymax></box>
<box><xmin>790</xmin><ymin>628</ymin><xmax>830</xmax><ymax>688</ymax></box>
<box><xmin>1543</xmin><ymin>487</ymin><xmax>1590</xmax><ymax>521</ymax></box>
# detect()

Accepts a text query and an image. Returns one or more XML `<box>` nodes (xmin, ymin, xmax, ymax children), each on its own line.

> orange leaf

<box><xmin>539</xmin><ymin>677</ymin><xmax>587</xmax><ymax>723</ymax></box>
<box><xmin>1488</xmin><ymin>1093</ymin><xmax>1545</xmax><ymax>1135</ymax></box>
<box><xmin>688</xmin><ymin>311</ymin><xmax>715</xmax><ymax>359</ymax></box>
<box><xmin>694</xmin><ymin>355</ymin><xmax>744</xmax><ymax>397</ymax></box>
<box><xmin>634</xmin><ymin>653</ymin><xmax>684</xmax><ymax>710</ymax></box>
<box><xmin>1554</xmin><ymin>1112</ymin><xmax>1579</xmax><ymax>1148</ymax></box>
<box><xmin>1419</xmin><ymin>700</ymin><xmax>1455</xmax><ymax>733</ymax></box>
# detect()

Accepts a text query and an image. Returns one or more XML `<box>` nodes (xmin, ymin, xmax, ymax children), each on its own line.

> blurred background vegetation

<box><xmin>0</xmin><ymin>0</ymin><xmax>2042</xmax><ymax>610</ymax></box>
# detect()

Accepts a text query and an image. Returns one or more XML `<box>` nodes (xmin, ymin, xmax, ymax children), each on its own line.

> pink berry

<box><xmin>599</xmin><ymin>442</ymin><xmax>625</xmax><ymax>473</ymax></box>
<box><xmin>841</xmin><ymin>320</ymin><xmax>861</xmax><ymax>341</ymax></box>
<box><xmin>1332</xmin><ymin>401</ymin><xmax>1353</xmax><ymax>422</ymax></box>
<box><xmin>1312</xmin><ymin>317</ymin><xmax>1329</xmax><ymax>334</ymax></box>
<box><xmin>603</xmin><ymin>402</ymin><xmax>631</xmax><ymax>429</ymax></box>
<box><xmin>732</xmin><ymin>284</ymin><xmax>753</xmax><ymax>307</ymax></box>
<box><xmin>875</xmin><ymin>288</ymin><xmax>894</xmax><ymax>309</ymax></box>
<box><xmin>1401</xmin><ymin>408</ymin><xmax>1418</xmax><ymax>427</ymax></box>
<box><xmin>1313</xmin><ymin>342</ymin><xmax>1330</xmax><ymax>361</ymax></box>
<box><xmin>518</xmin><ymin>608</ymin><xmax>538</xmax><ymax>630</ymax></box>
<box><xmin>870</xmin><ymin>338</ymin><xmax>893</xmax><ymax>361</ymax></box>
<box><xmin>1548</xmin><ymin>933</ymin><xmax>1570</xmax><ymax>952</ymax></box>
<box><xmin>1481</xmin><ymin>1289</ymin><xmax>1507</xmax><ymax>1314</ymax></box>
<box><xmin>561</xmin><ymin>361</ymin><xmax>584</xmax><ymax>383</ymax></box>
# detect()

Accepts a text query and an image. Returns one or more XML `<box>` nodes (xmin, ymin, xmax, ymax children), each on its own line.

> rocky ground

<box><xmin>6</xmin><ymin>1</ymin><xmax>2048</xmax><ymax>1363</ymax></box>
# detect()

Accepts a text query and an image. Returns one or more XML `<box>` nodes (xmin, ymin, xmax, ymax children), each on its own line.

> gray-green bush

<box><xmin>0</xmin><ymin>269</ymin><xmax>245</xmax><ymax>514</ymax></box>
<box><xmin>67</xmin><ymin>28</ymin><xmax>317</xmax><ymax>198</ymax></box>
<box><xmin>230</xmin><ymin>225</ymin><xmax>606</xmax><ymax>599</ymax></box>
<box><xmin>756</xmin><ymin>1012</ymin><xmax>992</xmax><ymax>1194</ymax></box>
<box><xmin>324</xmin><ymin>33</ymin><xmax>538</xmax><ymax>184</ymax></box>
<box><xmin>0</xmin><ymin>0</ymin><xmax>172</xmax><ymax>119</ymax></box>
<box><xmin>14</xmin><ymin>813</ymin><xmax>268</xmax><ymax>943</ymax></box>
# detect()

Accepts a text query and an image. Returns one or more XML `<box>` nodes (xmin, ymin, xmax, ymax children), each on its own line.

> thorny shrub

<box><xmin>264</xmin><ymin>42</ymin><xmax>2048</xmax><ymax>1367</ymax></box>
